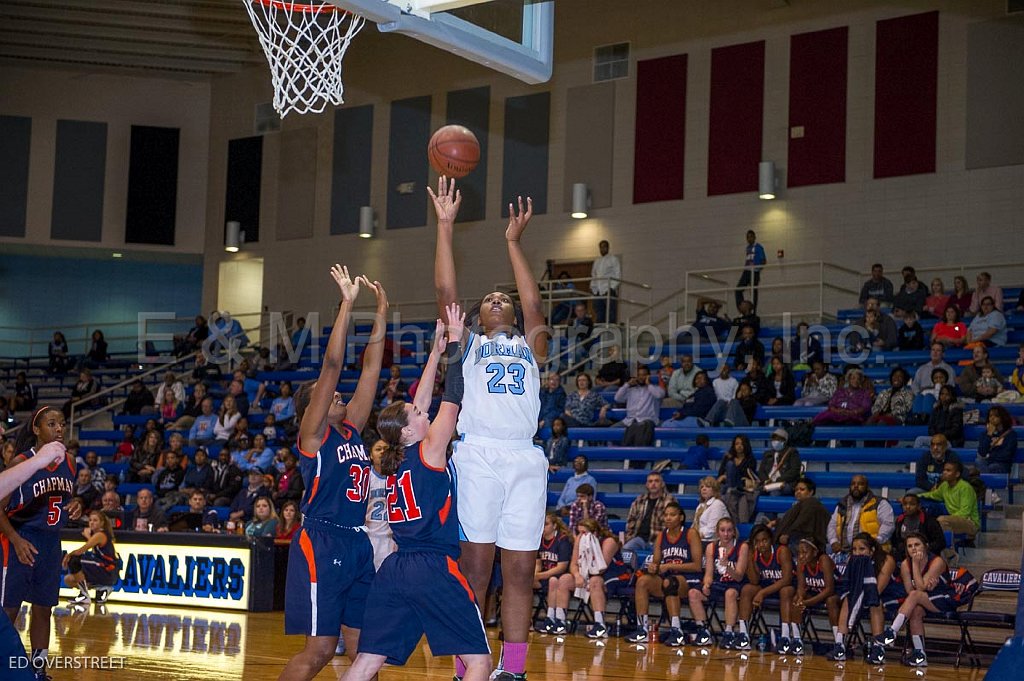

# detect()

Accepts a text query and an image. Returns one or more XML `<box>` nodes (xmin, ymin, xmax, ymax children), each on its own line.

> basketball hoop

<box><xmin>243</xmin><ymin>0</ymin><xmax>365</xmax><ymax>118</ymax></box>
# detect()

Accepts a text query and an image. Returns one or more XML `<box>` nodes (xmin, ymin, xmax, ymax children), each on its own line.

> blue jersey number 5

<box><xmin>485</xmin><ymin>362</ymin><xmax>526</xmax><ymax>395</ymax></box>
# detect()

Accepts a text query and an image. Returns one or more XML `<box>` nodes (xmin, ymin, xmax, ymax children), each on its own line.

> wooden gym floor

<box><xmin>16</xmin><ymin>604</ymin><xmax>988</xmax><ymax>680</ymax></box>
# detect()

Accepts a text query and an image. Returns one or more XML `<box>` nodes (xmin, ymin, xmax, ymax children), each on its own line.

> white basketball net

<box><xmin>244</xmin><ymin>0</ymin><xmax>366</xmax><ymax>118</ymax></box>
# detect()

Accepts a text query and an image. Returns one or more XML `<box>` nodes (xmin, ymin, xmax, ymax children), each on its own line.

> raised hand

<box><xmin>361</xmin><ymin>279</ymin><xmax>390</xmax><ymax>315</ymax></box>
<box><xmin>444</xmin><ymin>302</ymin><xmax>466</xmax><ymax>343</ymax></box>
<box><xmin>432</xmin><ymin>319</ymin><xmax>448</xmax><ymax>355</ymax></box>
<box><xmin>330</xmin><ymin>265</ymin><xmax>360</xmax><ymax>302</ymax></box>
<box><xmin>427</xmin><ymin>176</ymin><xmax>462</xmax><ymax>223</ymax></box>
<box><xmin>505</xmin><ymin>195</ymin><xmax>533</xmax><ymax>242</ymax></box>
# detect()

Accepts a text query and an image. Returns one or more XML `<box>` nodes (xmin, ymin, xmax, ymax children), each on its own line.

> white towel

<box><xmin>573</xmin><ymin>533</ymin><xmax>608</xmax><ymax>603</ymax></box>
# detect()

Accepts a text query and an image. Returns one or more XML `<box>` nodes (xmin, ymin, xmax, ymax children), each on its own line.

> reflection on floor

<box><xmin>14</xmin><ymin>604</ymin><xmax>988</xmax><ymax>680</ymax></box>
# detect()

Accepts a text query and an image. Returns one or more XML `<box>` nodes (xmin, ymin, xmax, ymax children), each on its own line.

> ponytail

<box><xmin>376</xmin><ymin>401</ymin><xmax>410</xmax><ymax>477</ymax></box>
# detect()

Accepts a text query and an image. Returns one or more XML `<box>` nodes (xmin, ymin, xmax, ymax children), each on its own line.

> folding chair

<box><xmin>956</xmin><ymin>568</ymin><xmax>1020</xmax><ymax>667</ymax></box>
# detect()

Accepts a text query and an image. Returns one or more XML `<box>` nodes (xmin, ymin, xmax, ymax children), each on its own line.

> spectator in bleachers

<box><xmin>188</xmin><ymin>397</ymin><xmax>218</xmax><ymax>447</ymax></box>
<box><xmin>123</xmin><ymin>379</ymin><xmax>154</xmax><ymax>415</ymax></box>
<box><xmin>827</xmin><ymin>474</ymin><xmax>894</xmax><ymax>555</ymax></box>
<box><xmin>153</xmin><ymin>450</ymin><xmax>186</xmax><ymax>510</ymax></box>
<box><xmin>757</xmin><ymin>428</ymin><xmax>802</xmax><ymax>499</ymax></box>
<box><xmin>534</xmin><ymin>513</ymin><xmax>574</xmax><ymax>634</ymax></box>
<box><xmin>949</xmin><ymin>275</ymin><xmax>973</xmax><ymax>316</ymax></box>
<box><xmin>191</xmin><ymin>351</ymin><xmax>223</xmax><ymax>386</ymax></box>
<box><xmin>665</xmin><ymin>370</ymin><xmax>715</xmax><ymax>427</ymax></box>
<box><xmin>794</xmin><ymin>361</ymin><xmax>837</xmax><ymax>407</ymax></box>
<box><xmin>736</xmin><ymin>230</ymin><xmax>766</xmax><ymax>311</ymax></box>
<box><xmin>694</xmin><ymin>298</ymin><xmax>731</xmax><ymax>341</ymax></box>
<box><xmin>859</xmin><ymin>264</ymin><xmax>894</xmax><ymax>307</ymax></box>
<box><xmin>100</xmin><ymin>490</ymin><xmax>125</xmax><ymax>529</ymax></box>
<box><xmin>852</xmin><ymin>308</ymin><xmax>897</xmax><ymax>352</ymax></box>
<box><xmin>614</xmin><ymin>365</ymin><xmax>665</xmax><ymax>447</ymax></box>
<box><xmin>890</xmin><ymin>493</ymin><xmax>945</xmax><ymax>562</ymax></box>
<box><xmin>81</xmin><ymin>450</ymin><xmax>105</xmax><ymax>490</ymax></box>
<box><xmin>126</xmin><ymin>430</ymin><xmax>161</xmax><ymax>483</ymax></box>
<box><xmin>210</xmin><ymin>447</ymin><xmax>244</xmax><ymax>507</ymax></box>
<box><xmin>656</xmin><ymin>355</ymin><xmax>674</xmax><ymax>392</ymax></box>
<box><xmin>226</xmin><ymin>417</ymin><xmax>251</xmax><ymax>452</ymax></box>
<box><xmin>897</xmin><ymin>311</ymin><xmax>926</xmax><ymax>351</ymax></box>
<box><xmin>72</xmin><ymin>467</ymin><xmax>100</xmax><ymax>510</ymax></box>
<box><xmin>174</xmin><ymin>315</ymin><xmax>209</xmax><ymax>357</ymax></box>
<box><xmin>712</xmin><ymin>363</ymin><xmax>738</xmax><ymax>402</ymax></box>
<box><xmin>920</xmin><ymin>460</ymin><xmax>980</xmax><ymax>542</ymax></box>
<box><xmin>156</xmin><ymin>432</ymin><xmax>188</xmax><ymax>473</ymax></box>
<box><xmin>740</xmin><ymin>356</ymin><xmax>772</xmax><ymax>407</ymax></box>
<box><xmin>568</xmin><ymin>302</ymin><xmax>594</xmax><ymax>366</ymax></box>
<box><xmin>625</xmin><ymin>503</ymin><xmax>703</xmax><ymax>646</ymax></box>
<box><xmin>155</xmin><ymin>371</ymin><xmax>186</xmax><ymax>406</ymax></box>
<box><xmin>544</xmin><ymin>417</ymin><xmax>569</xmax><ymax>472</ymax></box>
<box><xmin>11</xmin><ymin>371</ymin><xmax>37</xmax><ymax>412</ymax></box>
<box><xmin>910</xmin><ymin>434</ymin><xmax>961</xmax><ymax>494</ymax></box>
<box><xmin>790</xmin><ymin>321</ymin><xmax>823</xmax><ymax>370</ymax></box>
<box><xmin>1</xmin><ymin>440</ymin><xmax>18</xmax><ymax>469</ymax></box>
<box><xmin>80</xmin><ymin>329</ymin><xmax>109</xmax><ymax>369</ymax></box>
<box><xmin>767</xmin><ymin>337</ymin><xmax>786</xmax><ymax>367</ymax></box>
<box><xmin>269</xmin><ymin>381</ymin><xmax>295</xmax><ymax>425</ymax></box>
<box><xmin>125</xmin><ymin>488</ymin><xmax>169</xmax><ymax>532</ymax></box>
<box><xmin>733</xmin><ymin>299</ymin><xmax>761</xmax><ymax>336</ymax></box>
<box><xmin>376</xmin><ymin>364</ymin><xmax>407</xmax><ymax>408</ymax></box>
<box><xmin>732</xmin><ymin>325</ymin><xmax>764</xmax><ymax>371</ymax></box>
<box><xmin>213</xmin><ymin>394</ymin><xmax>241</xmax><ymax>443</ymax></box>
<box><xmin>718</xmin><ymin>435</ymin><xmax>757</xmax><ymax>523</ymax></box>
<box><xmin>911</xmin><ymin>342</ymin><xmax>955</xmax><ymax>395</ymax></box>
<box><xmin>966</xmin><ymin>296</ymin><xmax>1008</xmax><ymax>347</ymax></box>
<box><xmin>867</xmin><ymin>367</ymin><xmax>913</xmax><ymax>425</ymax></box>
<box><xmin>261</xmin><ymin>414</ymin><xmax>284</xmax><ymax>446</ymax></box>
<box><xmin>245</xmin><ymin>497</ymin><xmax>278</xmax><ymax>538</ymax></box>
<box><xmin>171</xmin><ymin>382</ymin><xmax>208</xmax><ymax>431</ymax></box>
<box><xmin>666</xmin><ymin>354</ymin><xmax>700</xmax><ymax>404</ymax></box>
<box><xmin>1011</xmin><ymin>345</ymin><xmax>1024</xmax><ymax>398</ymax></box>
<box><xmin>812</xmin><ymin>368</ymin><xmax>873</xmax><ymax>426</ymax></box>
<box><xmin>158</xmin><ymin>389</ymin><xmax>181</xmax><ymax>422</ymax></box>
<box><xmin>958</xmin><ymin>345</ymin><xmax>1005</xmax><ymax>399</ymax></box>
<box><xmin>48</xmin><ymin>331</ymin><xmax>71</xmax><ymax>374</ymax></box>
<box><xmin>272</xmin><ymin>450</ymin><xmax>304</xmax><ymax>506</ymax></box>
<box><xmin>693</xmin><ymin>476</ymin><xmax>730</xmax><ymax>543</ymax></box>
<box><xmin>893</xmin><ymin>267</ymin><xmax>927</xmax><ymax>319</ymax></box>
<box><xmin>555</xmin><ymin>454</ymin><xmax>597</xmax><ymax>514</ymax></box>
<box><xmin>169</xmin><ymin>490</ymin><xmax>221</xmax><ymax>533</ymax></box>
<box><xmin>976</xmin><ymin>364</ymin><xmax>1003</xmax><ymax>401</ymax></box>
<box><xmin>236</xmin><ymin>433</ymin><xmax>274</xmax><ymax>473</ymax></box>
<box><xmin>919</xmin><ymin>386</ymin><xmax>965</xmax><ymax>448</ymax></box>
<box><xmin>252</xmin><ymin>347</ymin><xmax>274</xmax><ymax>374</ymax></box>
<box><xmin>548</xmin><ymin>271</ymin><xmax>577</xmax><ymax>326</ymax></box>
<box><xmin>63</xmin><ymin>367</ymin><xmax>101</xmax><ymax>418</ymax></box>
<box><xmin>228</xmin><ymin>468</ymin><xmax>272</xmax><ymax>524</ymax></box>
<box><xmin>922</xmin><ymin>278</ymin><xmax>951</xmax><ymax>319</ymax></box>
<box><xmin>179</xmin><ymin>447</ymin><xmax>214</xmax><ymax>501</ymax></box>
<box><xmin>590</xmin><ymin>239</ymin><xmax>621</xmax><ymax>324</ymax></box>
<box><xmin>773</xmin><ymin>477</ymin><xmax>830</xmax><ymax>547</ymax></box>
<box><xmin>538</xmin><ymin>373</ymin><xmax>566</xmax><ymax>432</ymax></box>
<box><xmin>931</xmin><ymin>304</ymin><xmax>968</xmax><ymax>348</ymax></box>
<box><xmin>766</xmin><ymin>357</ymin><xmax>796</xmax><ymax>406</ymax></box>
<box><xmin>977</xmin><ymin>405</ymin><xmax>1018</xmax><ymax>474</ymax></box>
<box><xmin>622</xmin><ymin>472</ymin><xmax>677</xmax><ymax>552</ymax></box>
<box><xmin>230</xmin><ymin>373</ymin><xmax>253</xmax><ymax>417</ymax></box>
<box><xmin>276</xmin><ymin>501</ymin><xmax>301</xmax><ymax>543</ymax></box>
<box><xmin>290</xmin><ymin>316</ymin><xmax>309</xmax><ymax>355</ymax></box>
<box><xmin>703</xmin><ymin>380</ymin><xmax>758</xmax><ymax>427</ymax></box>
<box><xmin>567</xmin><ymin>483</ymin><xmax>607</xmax><ymax>534</ymax></box>
<box><xmin>969</xmin><ymin>271</ymin><xmax>1004</xmax><ymax>313</ymax></box>
<box><xmin>594</xmin><ymin>345</ymin><xmax>629</xmax><ymax>392</ymax></box>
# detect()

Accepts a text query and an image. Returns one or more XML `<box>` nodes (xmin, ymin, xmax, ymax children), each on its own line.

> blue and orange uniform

<box><xmin>1</xmin><ymin>447</ymin><xmax>75</xmax><ymax>608</ymax></box>
<box><xmin>755</xmin><ymin>546</ymin><xmax>788</xmax><ymax>586</ymax></box>
<box><xmin>709</xmin><ymin>540</ymin><xmax>747</xmax><ymax>599</ymax></box>
<box><xmin>75</xmin><ymin>533</ymin><xmax>118</xmax><ymax>587</ymax></box>
<box><xmin>357</xmin><ymin>444</ymin><xmax>490</xmax><ymax>665</ymax></box>
<box><xmin>285</xmin><ymin>421</ymin><xmax>374</xmax><ymax>637</ymax></box>
<box><xmin>903</xmin><ymin>553</ymin><xmax>956</xmax><ymax>612</ymax></box>
<box><xmin>603</xmin><ymin>549</ymin><xmax>632</xmax><ymax>597</ymax></box>
<box><xmin>537</xmin><ymin>533</ymin><xmax>572</xmax><ymax>594</ymax></box>
<box><xmin>660</xmin><ymin>528</ymin><xmax>703</xmax><ymax>588</ymax></box>
<box><xmin>800</xmin><ymin>560</ymin><xmax>829</xmax><ymax>598</ymax></box>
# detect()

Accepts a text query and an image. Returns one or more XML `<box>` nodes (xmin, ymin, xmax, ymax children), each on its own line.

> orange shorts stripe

<box><xmin>447</xmin><ymin>556</ymin><xmax>475</xmax><ymax>603</ymax></box>
<box><xmin>299</xmin><ymin>529</ymin><xmax>318</xmax><ymax>584</ymax></box>
<box><xmin>307</xmin><ymin>475</ymin><xmax>321</xmax><ymax>505</ymax></box>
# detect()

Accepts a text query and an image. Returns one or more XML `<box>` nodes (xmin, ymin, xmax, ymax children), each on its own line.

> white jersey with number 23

<box><xmin>457</xmin><ymin>332</ymin><xmax>541</xmax><ymax>441</ymax></box>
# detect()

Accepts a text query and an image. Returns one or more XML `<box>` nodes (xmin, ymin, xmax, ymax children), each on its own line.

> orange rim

<box><xmin>253</xmin><ymin>0</ymin><xmax>349</xmax><ymax>13</ymax></box>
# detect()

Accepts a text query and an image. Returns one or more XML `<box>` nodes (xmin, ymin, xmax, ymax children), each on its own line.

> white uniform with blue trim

<box><xmin>452</xmin><ymin>331</ymin><xmax>547</xmax><ymax>551</ymax></box>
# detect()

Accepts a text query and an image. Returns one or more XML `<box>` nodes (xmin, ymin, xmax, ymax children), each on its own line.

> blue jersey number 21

<box><xmin>485</xmin><ymin>362</ymin><xmax>526</xmax><ymax>395</ymax></box>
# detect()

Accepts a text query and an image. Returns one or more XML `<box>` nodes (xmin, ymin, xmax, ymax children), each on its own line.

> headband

<box><xmin>31</xmin><ymin>406</ymin><xmax>52</xmax><ymax>428</ymax></box>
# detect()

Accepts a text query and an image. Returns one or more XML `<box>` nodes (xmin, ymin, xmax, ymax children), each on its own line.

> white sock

<box><xmin>738</xmin><ymin>620</ymin><xmax>748</xmax><ymax>634</ymax></box>
<box><xmin>832</xmin><ymin>625</ymin><xmax>839</xmax><ymax>638</ymax></box>
<box><xmin>555</xmin><ymin>608</ymin><xmax>565</xmax><ymax>621</ymax></box>
<box><xmin>912</xmin><ymin>635</ymin><xmax>924</xmax><ymax>650</ymax></box>
<box><xmin>781</xmin><ymin>623</ymin><xmax>790</xmax><ymax>638</ymax></box>
<box><xmin>547</xmin><ymin>607</ymin><xmax>555</xmax><ymax>619</ymax></box>
<box><xmin>671</xmin><ymin>616</ymin><xmax>681</xmax><ymax>629</ymax></box>
<box><xmin>726</xmin><ymin>624</ymin><xmax>734</xmax><ymax>633</ymax></box>
<box><xmin>594</xmin><ymin>611</ymin><xmax>605</xmax><ymax>625</ymax></box>
<box><xmin>891</xmin><ymin>613</ymin><xmax>907</xmax><ymax>633</ymax></box>
<box><xmin>639</xmin><ymin>615</ymin><xmax>649</xmax><ymax>630</ymax></box>
<box><xmin>836</xmin><ymin>633</ymin><xmax>844</xmax><ymax>645</ymax></box>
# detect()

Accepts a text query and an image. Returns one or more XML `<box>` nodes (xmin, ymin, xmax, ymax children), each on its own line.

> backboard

<box><xmin>330</xmin><ymin>0</ymin><xmax>554</xmax><ymax>84</ymax></box>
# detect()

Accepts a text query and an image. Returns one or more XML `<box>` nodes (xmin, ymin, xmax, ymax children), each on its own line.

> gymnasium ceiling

<box><xmin>0</xmin><ymin>0</ymin><xmax>266</xmax><ymax>76</ymax></box>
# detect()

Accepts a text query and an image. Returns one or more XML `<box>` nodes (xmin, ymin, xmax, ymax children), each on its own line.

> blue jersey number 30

<box><xmin>485</xmin><ymin>362</ymin><xmax>526</xmax><ymax>395</ymax></box>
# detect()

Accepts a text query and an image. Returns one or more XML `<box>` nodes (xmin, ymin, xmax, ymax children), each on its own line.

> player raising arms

<box><xmin>344</xmin><ymin>303</ymin><xmax>493</xmax><ymax>681</ymax></box>
<box><xmin>431</xmin><ymin>177</ymin><xmax>549</xmax><ymax>681</ymax></box>
<box><xmin>279</xmin><ymin>265</ymin><xmax>388</xmax><ymax>681</ymax></box>
<box><xmin>1</xmin><ymin>407</ymin><xmax>80</xmax><ymax>681</ymax></box>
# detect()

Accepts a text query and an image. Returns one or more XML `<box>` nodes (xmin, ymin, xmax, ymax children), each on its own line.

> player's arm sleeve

<box><xmin>441</xmin><ymin>342</ymin><xmax>464</xmax><ymax>405</ymax></box>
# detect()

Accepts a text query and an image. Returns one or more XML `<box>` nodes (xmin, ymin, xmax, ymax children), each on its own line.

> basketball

<box><xmin>428</xmin><ymin>125</ymin><xmax>480</xmax><ymax>178</ymax></box>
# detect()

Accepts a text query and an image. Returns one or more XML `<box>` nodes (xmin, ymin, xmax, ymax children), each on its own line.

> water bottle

<box><xmin>757</xmin><ymin>634</ymin><xmax>769</xmax><ymax>652</ymax></box>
